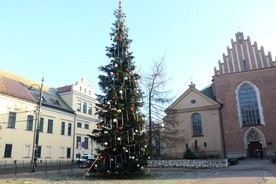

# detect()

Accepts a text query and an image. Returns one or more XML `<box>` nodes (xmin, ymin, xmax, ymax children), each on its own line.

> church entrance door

<box><xmin>248</xmin><ymin>141</ymin><xmax>262</xmax><ymax>158</ymax></box>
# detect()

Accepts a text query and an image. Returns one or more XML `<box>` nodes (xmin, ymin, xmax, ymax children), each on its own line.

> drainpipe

<box><xmin>219</xmin><ymin>103</ymin><xmax>227</xmax><ymax>159</ymax></box>
<box><xmin>72</xmin><ymin>113</ymin><xmax>77</xmax><ymax>162</ymax></box>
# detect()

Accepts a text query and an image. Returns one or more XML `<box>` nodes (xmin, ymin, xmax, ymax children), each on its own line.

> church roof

<box><xmin>200</xmin><ymin>85</ymin><xmax>216</xmax><ymax>101</ymax></box>
<box><xmin>165</xmin><ymin>83</ymin><xmax>220</xmax><ymax>114</ymax></box>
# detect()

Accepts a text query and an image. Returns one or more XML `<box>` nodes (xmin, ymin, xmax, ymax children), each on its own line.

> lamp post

<box><xmin>29</xmin><ymin>77</ymin><xmax>44</xmax><ymax>172</ymax></box>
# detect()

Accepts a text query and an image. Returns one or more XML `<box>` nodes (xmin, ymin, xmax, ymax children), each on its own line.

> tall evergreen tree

<box><xmin>89</xmin><ymin>0</ymin><xmax>148</xmax><ymax>176</ymax></box>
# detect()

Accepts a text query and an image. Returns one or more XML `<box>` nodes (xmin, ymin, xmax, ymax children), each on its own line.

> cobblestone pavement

<box><xmin>0</xmin><ymin>158</ymin><xmax>275</xmax><ymax>184</ymax></box>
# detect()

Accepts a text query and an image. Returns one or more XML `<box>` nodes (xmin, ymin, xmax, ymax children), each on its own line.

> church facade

<box><xmin>163</xmin><ymin>32</ymin><xmax>276</xmax><ymax>158</ymax></box>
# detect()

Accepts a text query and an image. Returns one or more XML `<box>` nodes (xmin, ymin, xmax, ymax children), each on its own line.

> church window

<box><xmin>238</xmin><ymin>83</ymin><xmax>261</xmax><ymax>126</ymax></box>
<box><xmin>192</xmin><ymin>113</ymin><xmax>202</xmax><ymax>136</ymax></box>
<box><xmin>247</xmin><ymin>129</ymin><xmax>260</xmax><ymax>141</ymax></box>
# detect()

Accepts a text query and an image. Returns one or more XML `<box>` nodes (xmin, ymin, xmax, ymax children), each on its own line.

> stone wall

<box><xmin>148</xmin><ymin>159</ymin><xmax>228</xmax><ymax>168</ymax></box>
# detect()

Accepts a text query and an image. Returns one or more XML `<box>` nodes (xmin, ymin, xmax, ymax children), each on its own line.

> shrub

<box><xmin>228</xmin><ymin>158</ymin><xmax>239</xmax><ymax>166</ymax></box>
<box><xmin>208</xmin><ymin>155</ymin><xmax>221</xmax><ymax>159</ymax></box>
<box><xmin>198</xmin><ymin>154</ymin><xmax>208</xmax><ymax>159</ymax></box>
<box><xmin>183</xmin><ymin>148</ymin><xmax>196</xmax><ymax>159</ymax></box>
<box><xmin>271</xmin><ymin>156</ymin><xmax>276</xmax><ymax>164</ymax></box>
<box><xmin>237</xmin><ymin>156</ymin><xmax>245</xmax><ymax>161</ymax></box>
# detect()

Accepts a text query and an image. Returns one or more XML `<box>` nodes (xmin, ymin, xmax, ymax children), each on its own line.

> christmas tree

<box><xmin>88</xmin><ymin>0</ymin><xmax>148</xmax><ymax>176</ymax></box>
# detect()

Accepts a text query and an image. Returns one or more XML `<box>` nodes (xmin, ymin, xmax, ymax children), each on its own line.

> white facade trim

<box><xmin>244</xmin><ymin>127</ymin><xmax>266</xmax><ymax>149</ymax></box>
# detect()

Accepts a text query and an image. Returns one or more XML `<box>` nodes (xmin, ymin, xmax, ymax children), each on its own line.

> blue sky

<box><xmin>0</xmin><ymin>0</ymin><xmax>275</xmax><ymax>98</ymax></box>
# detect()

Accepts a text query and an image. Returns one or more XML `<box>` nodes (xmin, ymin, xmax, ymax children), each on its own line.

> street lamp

<box><xmin>29</xmin><ymin>77</ymin><xmax>44</xmax><ymax>172</ymax></box>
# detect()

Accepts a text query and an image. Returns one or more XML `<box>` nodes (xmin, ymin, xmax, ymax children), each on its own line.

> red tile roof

<box><xmin>57</xmin><ymin>85</ymin><xmax>72</xmax><ymax>93</ymax></box>
<box><xmin>0</xmin><ymin>70</ymin><xmax>74</xmax><ymax>114</ymax></box>
<box><xmin>0</xmin><ymin>76</ymin><xmax>35</xmax><ymax>102</ymax></box>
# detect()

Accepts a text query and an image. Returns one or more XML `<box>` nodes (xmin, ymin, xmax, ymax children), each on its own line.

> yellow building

<box><xmin>163</xmin><ymin>83</ymin><xmax>223</xmax><ymax>158</ymax></box>
<box><xmin>0</xmin><ymin>70</ymin><xmax>97</xmax><ymax>165</ymax></box>
<box><xmin>57</xmin><ymin>78</ymin><xmax>97</xmax><ymax>160</ymax></box>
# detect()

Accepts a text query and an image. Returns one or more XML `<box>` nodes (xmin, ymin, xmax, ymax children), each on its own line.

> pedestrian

<box><xmin>254</xmin><ymin>149</ymin><xmax>259</xmax><ymax>159</ymax></box>
<box><xmin>260</xmin><ymin>150</ymin><xmax>263</xmax><ymax>160</ymax></box>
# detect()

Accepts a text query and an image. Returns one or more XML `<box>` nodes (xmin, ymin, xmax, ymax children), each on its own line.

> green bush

<box><xmin>183</xmin><ymin>147</ymin><xmax>196</xmax><ymax>159</ymax></box>
<box><xmin>198</xmin><ymin>154</ymin><xmax>208</xmax><ymax>159</ymax></box>
<box><xmin>271</xmin><ymin>156</ymin><xmax>276</xmax><ymax>164</ymax></box>
<box><xmin>237</xmin><ymin>156</ymin><xmax>245</xmax><ymax>160</ymax></box>
<box><xmin>228</xmin><ymin>158</ymin><xmax>239</xmax><ymax>166</ymax></box>
<box><xmin>208</xmin><ymin>155</ymin><xmax>221</xmax><ymax>159</ymax></box>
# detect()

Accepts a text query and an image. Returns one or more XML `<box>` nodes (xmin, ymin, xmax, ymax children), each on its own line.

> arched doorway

<box><xmin>244</xmin><ymin>127</ymin><xmax>266</xmax><ymax>157</ymax></box>
<box><xmin>248</xmin><ymin>141</ymin><xmax>262</xmax><ymax>157</ymax></box>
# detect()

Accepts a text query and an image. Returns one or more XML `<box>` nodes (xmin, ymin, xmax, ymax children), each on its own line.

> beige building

<box><xmin>163</xmin><ymin>83</ymin><xmax>223</xmax><ymax>158</ymax></box>
<box><xmin>0</xmin><ymin>70</ymin><xmax>97</xmax><ymax>165</ymax></box>
<box><xmin>57</xmin><ymin>78</ymin><xmax>97</xmax><ymax>160</ymax></box>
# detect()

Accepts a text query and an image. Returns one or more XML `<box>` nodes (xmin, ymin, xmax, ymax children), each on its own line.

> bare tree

<box><xmin>142</xmin><ymin>57</ymin><xmax>174</xmax><ymax>158</ymax></box>
<box><xmin>162</xmin><ymin>110</ymin><xmax>190</xmax><ymax>158</ymax></box>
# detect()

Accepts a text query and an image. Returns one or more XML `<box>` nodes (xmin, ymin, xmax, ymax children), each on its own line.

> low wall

<box><xmin>148</xmin><ymin>159</ymin><xmax>228</xmax><ymax>169</ymax></box>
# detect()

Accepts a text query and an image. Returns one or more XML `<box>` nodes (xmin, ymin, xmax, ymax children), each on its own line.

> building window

<box><xmin>68</xmin><ymin>123</ymin><xmax>72</xmax><ymax>136</ymax></box>
<box><xmin>76</xmin><ymin>153</ymin><xmax>81</xmax><ymax>159</ymax></box>
<box><xmin>47</xmin><ymin>119</ymin><xmax>53</xmax><ymax>134</ymax></box>
<box><xmin>83</xmin><ymin>102</ymin><xmax>87</xmax><ymax>113</ymax></box>
<box><xmin>39</xmin><ymin>117</ymin><xmax>44</xmax><ymax>132</ymax></box>
<box><xmin>26</xmin><ymin>115</ymin><xmax>34</xmax><ymax>131</ymax></box>
<box><xmin>84</xmin><ymin>124</ymin><xmax>89</xmax><ymax>129</ymax></box>
<box><xmin>4</xmin><ymin>144</ymin><xmax>13</xmax><ymax>158</ymax></box>
<box><xmin>238</xmin><ymin>83</ymin><xmax>261</xmax><ymax>126</ymax></box>
<box><xmin>204</xmin><ymin>142</ymin><xmax>207</xmax><ymax>147</ymax></box>
<box><xmin>77</xmin><ymin>122</ymin><xmax>82</xmax><ymax>128</ymax></box>
<box><xmin>192</xmin><ymin>113</ymin><xmax>202</xmax><ymax>136</ymax></box>
<box><xmin>61</xmin><ymin>122</ymin><xmax>65</xmax><ymax>135</ymax></box>
<box><xmin>8</xmin><ymin>112</ymin><xmax>16</xmax><ymax>128</ymax></box>
<box><xmin>76</xmin><ymin>136</ymin><xmax>81</xmax><ymax>149</ymax></box>
<box><xmin>88</xmin><ymin>103</ymin><xmax>92</xmax><ymax>115</ymax></box>
<box><xmin>84</xmin><ymin>137</ymin><xmax>89</xmax><ymax>149</ymax></box>
<box><xmin>185</xmin><ymin>143</ymin><xmax>189</xmax><ymax>148</ymax></box>
<box><xmin>77</xmin><ymin>100</ymin><xmax>81</xmax><ymax>112</ymax></box>
<box><xmin>24</xmin><ymin>145</ymin><xmax>31</xmax><ymax>157</ymax></box>
<box><xmin>67</xmin><ymin>148</ymin><xmax>71</xmax><ymax>158</ymax></box>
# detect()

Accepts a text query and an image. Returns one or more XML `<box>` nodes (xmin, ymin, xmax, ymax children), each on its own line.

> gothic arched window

<box><xmin>192</xmin><ymin>113</ymin><xmax>202</xmax><ymax>136</ymax></box>
<box><xmin>237</xmin><ymin>83</ymin><xmax>261</xmax><ymax>126</ymax></box>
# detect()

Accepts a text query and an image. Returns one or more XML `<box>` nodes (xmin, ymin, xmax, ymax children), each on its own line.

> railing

<box><xmin>0</xmin><ymin>159</ymin><xmax>80</xmax><ymax>175</ymax></box>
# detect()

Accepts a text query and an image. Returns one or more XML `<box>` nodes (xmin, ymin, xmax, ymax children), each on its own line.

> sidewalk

<box><xmin>226</xmin><ymin>158</ymin><xmax>276</xmax><ymax>173</ymax></box>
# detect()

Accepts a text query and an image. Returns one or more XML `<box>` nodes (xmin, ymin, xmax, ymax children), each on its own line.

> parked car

<box><xmin>76</xmin><ymin>154</ymin><xmax>95</xmax><ymax>168</ymax></box>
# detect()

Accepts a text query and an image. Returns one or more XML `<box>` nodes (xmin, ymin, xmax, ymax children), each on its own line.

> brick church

<box><xmin>163</xmin><ymin>32</ymin><xmax>276</xmax><ymax>158</ymax></box>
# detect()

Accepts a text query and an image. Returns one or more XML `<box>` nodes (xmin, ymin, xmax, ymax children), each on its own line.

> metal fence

<box><xmin>0</xmin><ymin>159</ymin><xmax>80</xmax><ymax>175</ymax></box>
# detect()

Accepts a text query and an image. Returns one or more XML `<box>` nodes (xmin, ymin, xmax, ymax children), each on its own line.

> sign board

<box><xmin>78</xmin><ymin>142</ymin><xmax>82</xmax><ymax>150</ymax></box>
